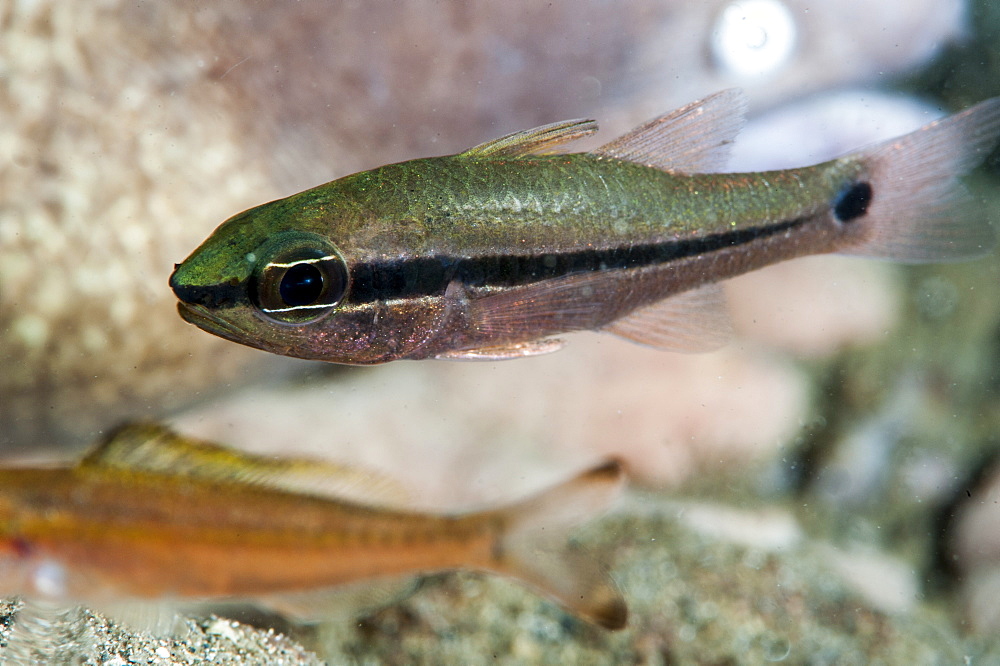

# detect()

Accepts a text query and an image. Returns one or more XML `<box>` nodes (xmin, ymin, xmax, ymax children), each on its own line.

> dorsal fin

<box><xmin>81</xmin><ymin>422</ymin><xmax>411</xmax><ymax>507</ymax></box>
<box><xmin>592</xmin><ymin>88</ymin><xmax>747</xmax><ymax>174</ymax></box>
<box><xmin>460</xmin><ymin>118</ymin><xmax>599</xmax><ymax>158</ymax></box>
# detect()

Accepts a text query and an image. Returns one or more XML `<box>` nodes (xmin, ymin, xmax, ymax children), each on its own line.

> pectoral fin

<box><xmin>462</xmin><ymin>272</ymin><xmax>618</xmax><ymax>339</ymax></box>
<box><xmin>435</xmin><ymin>338</ymin><xmax>565</xmax><ymax>361</ymax></box>
<box><xmin>456</xmin><ymin>271</ymin><xmax>732</xmax><ymax>355</ymax></box>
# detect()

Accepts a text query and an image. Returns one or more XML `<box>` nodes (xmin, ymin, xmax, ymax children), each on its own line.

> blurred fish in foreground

<box><xmin>0</xmin><ymin>423</ymin><xmax>627</xmax><ymax>630</ymax></box>
<box><xmin>172</xmin><ymin>90</ymin><xmax>1000</xmax><ymax>364</ymax></box>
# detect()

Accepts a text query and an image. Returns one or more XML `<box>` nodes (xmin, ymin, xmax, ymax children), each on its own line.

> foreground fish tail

<box><xmin>490</xmin><ymin>460</ymin><xmax>627</xmax><ymax>630</ymax></box>
<box><xmin>840</xmin><ymin>97</ymin><xmax>1000</xmax><ymax>262</ymax></box>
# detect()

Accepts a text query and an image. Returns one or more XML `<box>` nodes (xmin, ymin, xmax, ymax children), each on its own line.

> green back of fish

<box><xmin>281</xmin><ymin>153</ymin><xmax>856</xmax><ymax>259</ymax></box>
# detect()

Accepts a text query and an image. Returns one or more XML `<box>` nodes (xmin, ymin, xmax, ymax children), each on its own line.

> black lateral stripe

<box><xmin>348</xmin><ymin>217</ymin><xmax>808</xmax><ymax>304</ymax></box>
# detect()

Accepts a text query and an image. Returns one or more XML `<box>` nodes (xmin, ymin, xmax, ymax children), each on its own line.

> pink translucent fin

<box><xmin>463</xmin><ymin>272</ymin><xmax>732</xmax><ymax>355</ymax></box>
<box><xmin>592</xmin><ymin>88</ymin><xmax>747</xmax><ymax>173</ymax></box>
<box><xmin>463</xmin><ymin>271</ymin><xmax>618</xmax><ymax>338</ymax></box>
<box><xmin>258</xmin><ymin>579</ymin><xmax>420</xmax><ymax>624</ymax></box>
<box><xmin>841</xmin><ymin>97</ymin><xmax>1000</xmax><ymax>262</ymax></box>
<box><xmin>435</xmin><ymin>338</ymin><xmax>565</xmax><ymax>361</ymax></box>
<box><xmin>492</xmin><ymin>460</ymin><xmax>627</xmax><ymax>630</ymax></box>
<box><xmin>460</xmin><ymin>118</ymin><xmax>599</xmax><ymax>158</ymax></box>
<box><xmin>601</xmin><ymin>284</ymin><xmax>733</xmax><ymax>352</ymax></box>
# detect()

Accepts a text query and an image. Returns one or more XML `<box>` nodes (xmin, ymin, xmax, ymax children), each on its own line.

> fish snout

<box><xmin>169</xmin><ymin>266</ymin><xmax>244</xmax><ymax>309</ymax></box>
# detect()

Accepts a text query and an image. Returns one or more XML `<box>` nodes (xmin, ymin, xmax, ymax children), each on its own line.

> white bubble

<box><xmin>711</xmin><ymin>0</ymin><xmax>797</xmax><ymax>78</ymax></box>
<box><xmin>32</xmin><ymin>559</ymin><xmax>68</xmax><ymax>598</ymax></box>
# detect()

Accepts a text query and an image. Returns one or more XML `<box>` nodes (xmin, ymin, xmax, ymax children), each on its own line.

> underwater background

<box><xmin>2</xmin><ymin>0</ymin><xmax>1000</xmax><ymax>662</ymax></box>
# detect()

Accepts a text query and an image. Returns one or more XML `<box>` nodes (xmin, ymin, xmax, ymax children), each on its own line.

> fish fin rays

<box><xmin>462</xmin><ymin>89</ymin><xmax>746</xmax><ymax>167</ymax></box>
<box><xmin>438</xmin><ymin>270</ymin><xmax>618</xmax><ymax>360</ymax></box>
<box><xmin>83</xmin><ymin>422</ymin><xmax>412</xmax><ymax>507</ymax></box>
<box><xmin>460</xmin><ymin>119</ymin><xmax>599</xmax><ymax>158</ymax></box>
<box><xmin>491</xmin><ymin>460</ymin><xmax>628</xmax><ymax>630</ymax></box>
<box><xmin>80</xmin><ymin>422</ymin><xmax>222</xmax><ymax>474</ymax></box>
<box><xmin>837</xmin><ymin>96</ymin><xmax>1000</xmax><ymax>262</ymax></box>
<box><xmin>435</xmin><ymin>338</ymin><xmax>565</xmax><ymax>361</ymax></box>
<box><xmin>454</xmin><ymin>273</ymin><xmax>731</xmax><ymax>356</ymax></box>
<box><xmin>258</xmin><ymin>578</ymin><xmax>420</xmax><ymax>624</ymax></box>
<box><xmin>460</xmin><ymin>272</ymin><xmax>617</xmax><ymax>340</ymax></box>
<box><xmin>602</xmin><ymin>284</ymin><xmax>733</xmax><ymax>352</ymax></box>
<box><xmin>592</xmin><ymin>88</ymin><xmax>747</xmax><ymax>173</ymax></box>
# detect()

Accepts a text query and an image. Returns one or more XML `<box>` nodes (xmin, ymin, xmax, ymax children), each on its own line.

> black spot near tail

<box><xmin>833</xmin><ymin>181</ymin><xmax>873</xmax><ymax>223</ymax></box>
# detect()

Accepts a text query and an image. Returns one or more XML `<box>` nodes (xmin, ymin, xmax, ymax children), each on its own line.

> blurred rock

<box><xmin>951</xmin><ymin>461</ymin><xmax>1000</xmax><ymax>632</ymax></box>
<box><xmin>727</xmin><ymin>256</ymin><xmax>900</xmax><ymax>358</ymax></box>
<box><xmin>0</xmin><ymin>2</ymin><xmax>282</xmax><ymax>452</ymax></box>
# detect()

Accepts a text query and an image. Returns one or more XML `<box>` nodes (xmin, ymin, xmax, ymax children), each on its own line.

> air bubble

<box><xmin>711</xmin><ymin>0</ymin><xmax>797</xmax><ymax>78</ymax></box>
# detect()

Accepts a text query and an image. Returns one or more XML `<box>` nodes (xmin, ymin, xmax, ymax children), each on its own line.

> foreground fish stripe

<box><xmin>0</xmin><ymin>423</ymin><xmax>627</xmax><ymax>629</ymax></box>
<box><xmin>171</xmin><ymin>90</ymin><xmax>1000</xmax><ymax>364</ymax></box>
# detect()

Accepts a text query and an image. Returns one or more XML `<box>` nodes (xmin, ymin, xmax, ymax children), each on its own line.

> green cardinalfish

<box><xmin>0</xmin><ymin>423</ymin><xmax>627</xmax><ymax>629</ymax></box>
<box><xmin>170</xmin><ymin>90</ymin><xmax>1000</xmax><ymax>364</ymax></box>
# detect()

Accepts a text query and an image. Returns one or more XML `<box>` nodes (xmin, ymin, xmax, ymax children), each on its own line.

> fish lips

<box><xmin>171</xmin><ymin>266</ymin><xmax>261</xmax><ymax>347</ymax></box>
<box><xmin>176</xmin><ymin>302</ymin><xmax>313</xmax><ymax>361</ymax></box>
<box><xmin>176</xmin><ymin>302</ymin><xmax>256</xmax><ymax>348</ymax></box>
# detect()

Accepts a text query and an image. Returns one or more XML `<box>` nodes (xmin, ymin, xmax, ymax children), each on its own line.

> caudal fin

<box><xmin>489</xmin><ymin>461</ymin><xmax>627</xmax><ymax>630</ymax></box>
<box><xmin>841</xmin><ymin>97</ymin><xmax>1000</xmax><ymax>262</ymax></box>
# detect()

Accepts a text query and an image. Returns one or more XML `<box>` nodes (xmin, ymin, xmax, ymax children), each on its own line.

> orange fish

<box><xmin>0</xmin><ymin>423</ymin><xmax>626</xmax><ymax>629</ymax></box>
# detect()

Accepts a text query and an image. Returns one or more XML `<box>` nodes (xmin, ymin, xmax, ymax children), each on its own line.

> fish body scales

<box><xmin>323</xmin><ymin>155</ymin><xmax>852</xmax><ymax>256</ymax></box>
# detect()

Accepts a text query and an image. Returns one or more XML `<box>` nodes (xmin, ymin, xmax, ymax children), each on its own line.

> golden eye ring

<box><xmin>249</xmin><ymin>234</ymin><xmax>349</xmax><ymax>324</ymax></box>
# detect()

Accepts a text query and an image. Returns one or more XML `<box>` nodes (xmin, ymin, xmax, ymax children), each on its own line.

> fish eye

<box><xmin>250</xmin><ymin>236</ymin><xmax>348</xmax><ymax>324</ymax></box>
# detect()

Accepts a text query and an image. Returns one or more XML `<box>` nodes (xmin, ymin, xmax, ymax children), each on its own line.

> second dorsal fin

<box><xmin>592</xmin><ymin>88</ymin><xmax>747</xmax><ymax>174</ymax></box>
<box><xmin>460</xmin><ymin>118</ymin><xmax>599</xmax><ymax>158</ymax></box>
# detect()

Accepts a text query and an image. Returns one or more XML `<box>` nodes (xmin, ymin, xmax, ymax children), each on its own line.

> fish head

<box><xmin>170</xmin><ymin>201</ymin><xmax>353</xmax><ymax>355</ymax></box>
<box><xmin>170</xmin><ymin>198</ymin><xmax>447</xmax><ymax>365</ymax></box>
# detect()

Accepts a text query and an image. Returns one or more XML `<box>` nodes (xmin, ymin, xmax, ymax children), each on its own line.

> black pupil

<box><xmin>279</xmin><ymin>263</ymin><xmax>324</xmax><ymax>307</ymax></box>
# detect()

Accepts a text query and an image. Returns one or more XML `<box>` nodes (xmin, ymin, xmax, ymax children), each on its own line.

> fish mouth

<box><xmin>170</xmin><ymin>277</ymin><xmax>245</xmax><ymax>310</ymax></box>
<box><xmin>176</xmin><ymin>303</ymin><xmax>254</xmax><ymax>347</ymax></box>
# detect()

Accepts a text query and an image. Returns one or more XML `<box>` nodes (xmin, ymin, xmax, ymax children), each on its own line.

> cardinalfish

<box><xmin>170</xmin><ymin>90</ymin><xmax>1000</xmax><ymax>364</ymax></box>
<box><xmin>0</xmin><ymin>423</ymin><xmax>627</xmax><ymax>629</ymax></box>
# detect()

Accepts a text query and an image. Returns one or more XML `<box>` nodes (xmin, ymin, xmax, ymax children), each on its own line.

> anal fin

<box><xmin>258</xmin><ymin>578</ymin><xmax>420</xmax><ymax>624</ymax></box>
<box><xmin>602</xmin><ymin>284</ymin><xmax>732</xmax><ymax>353</ymax></box>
